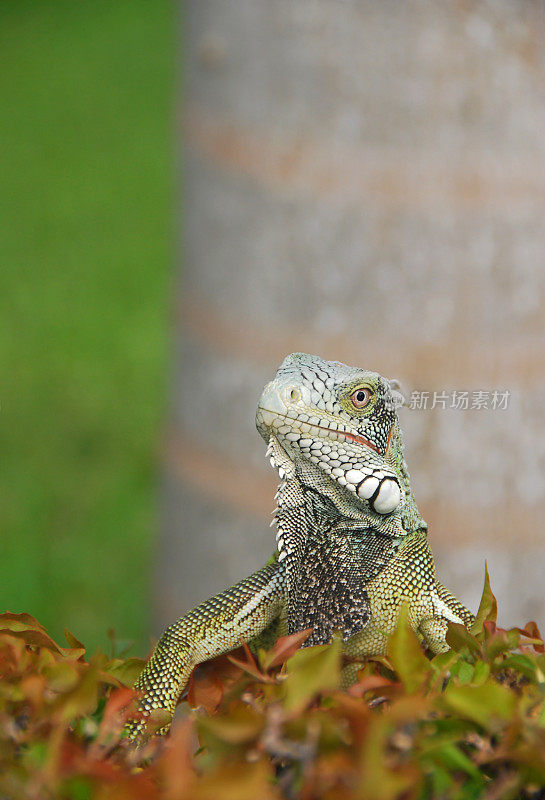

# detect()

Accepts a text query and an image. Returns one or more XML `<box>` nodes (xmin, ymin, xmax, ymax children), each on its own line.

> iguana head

<box><xmin>256</xmin><ymin>353</ymin><xmax>425</xmax><ymax>535</ymax></box>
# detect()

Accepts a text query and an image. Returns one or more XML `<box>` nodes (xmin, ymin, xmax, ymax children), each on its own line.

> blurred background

<box><xmin>3</xmin><ymin>1</ymin><xmax>545</xmax><ymax>656</ymax></box>
<box><xmin>1</xmin><ymin>0</ymin><xmax>173</xmax><ymax>652</ymax></box>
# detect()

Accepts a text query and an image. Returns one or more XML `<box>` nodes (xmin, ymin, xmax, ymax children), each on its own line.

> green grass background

<box><xmin>0</xmin><ymin>1</ymin><xmax>174</xmax><ymax>653</ymax></box>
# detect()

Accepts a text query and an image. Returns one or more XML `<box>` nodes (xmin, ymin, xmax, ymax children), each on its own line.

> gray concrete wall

<box><xmin>157</xmin><ymin>0</ymin><xmax>545</xmax><ymax>633</ymax></box>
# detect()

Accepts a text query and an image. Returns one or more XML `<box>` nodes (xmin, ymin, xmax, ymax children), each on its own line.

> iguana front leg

<box><xmin>342</xmin><ymin>532</ymin><xmax>474</xmax><ymax>667</ymax></box>
<box><xmin>418</xmin><ymin>580</ymin><xmax>475</xmax><ymax>653</ymax></box>
<box><xmin>128</xmin><ymin>560</ymin><xmax>286</xmax><ymax>740</ymax></box>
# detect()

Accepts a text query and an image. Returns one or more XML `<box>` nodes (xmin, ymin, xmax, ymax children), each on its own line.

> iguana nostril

<box><xmin>288</xmin><ymin>387</ymin><xmax>300</xmax><ymax>403</ymax></box>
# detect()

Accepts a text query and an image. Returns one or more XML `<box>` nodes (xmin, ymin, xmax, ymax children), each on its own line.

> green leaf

<box><xmin>425</xmin><ymin>765</ymin><xmax>453</xmax><ymax>797</ymax></box>
<box><xmin>456</xmin><ymin>661</ymin><xmax>474</xmax><ymax>685</ymax></box>
<box><xmin>62</xmin><ymin>778</ymin><xmax>93</xmax><ymax>800</ymax></box>
<box><xmin>428</xmin><ymin>741</ymin><xmax>483</xmax><ymax>780</ymax></box>
<box><xmin>500</xmin><ymin>653</ymin><xmax>541</xmax><ymax>684</ymax></box>
<box><xmin>387</xmin><ymin>605</ymin><xmax>431</xmax><ymax>693</ymax></box>
<box><xmin>471</xmin><ymin>563</ymin><xmax>497</xmax><ymax>636</ymax></box>
<box><xmin>43</xmin><ymin>660</ymin><xmax>80</xmax><ymax>693</ymax></box>
<box><xmin>472</xmin><ymin>660</ymin><xmax>490</xmax><ymax>686</ymax></box>
<box><xmin>358</xmin><ymin>714</ymin><xmax>419</xmax><ymax>800</ymax></box>
<box><xmin>198</xmin><ymin>703</ymin><xmax>264</xmax><ymax>746</ymax></box>
<box><xmin>430</xmin><ymin>649</ymin><xmax>458</xmax><ymax>675</ymax></box>
<box><xmin>284</xmin><ymin>636</ymin><xmax>342</xmax><ymax>712</ymax></box>
<box><xmin>443</xmin><ymin>681</ymin><xmax>516</xmax><ymax>729</ymax></box>
<box><xmin>446</xmin><ymin>622</ymin><xmax>481</xmax><ymax>656</ymax></box>
<box><xmin>105</xmin><ymin>656</ymin><xmax>146</xmax><ymax>687</ymax></box>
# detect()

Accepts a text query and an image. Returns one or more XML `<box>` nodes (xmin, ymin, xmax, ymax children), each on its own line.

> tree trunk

<box><xmin>156</xmin><ymin>0</ymin><xmax>545</xmax><ymax>633</ymax></box>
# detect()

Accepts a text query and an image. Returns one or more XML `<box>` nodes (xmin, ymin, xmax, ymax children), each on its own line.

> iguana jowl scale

<box><xmin>130</xmin><ymin>354</ymin><xmax>473</xmax><ymax>737</ymax></box>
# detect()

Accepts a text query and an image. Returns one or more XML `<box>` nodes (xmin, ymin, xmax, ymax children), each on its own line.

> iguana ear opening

<box><xmin>386</xmin><ymin>378</ymin><xmax>408</xmax><ymax>409</ymax></box>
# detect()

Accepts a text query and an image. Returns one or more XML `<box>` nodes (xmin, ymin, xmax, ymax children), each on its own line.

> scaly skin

<box><xmin>128</xmin><ymin>353</ymin><xmax>473</xmax><ymax>739</ymax></box>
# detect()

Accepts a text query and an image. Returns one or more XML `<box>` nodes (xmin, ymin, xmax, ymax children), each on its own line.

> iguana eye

<box><xmin>350</xmin><ymin>388</ymin><xmax>372</xmax><ymax>409</ymax></box>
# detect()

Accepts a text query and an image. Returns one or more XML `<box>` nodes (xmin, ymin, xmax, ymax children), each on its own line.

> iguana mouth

<box><xmin>336</xmin><ymin>428</ymin><xmax>381</xmax><ymax>455</ymax></box>
<box><xmin>257</xmin><ymin>406</ymin><xmax>381</xmax><ymax>455</ymax></box>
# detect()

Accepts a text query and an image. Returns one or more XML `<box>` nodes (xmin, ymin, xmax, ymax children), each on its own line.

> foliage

<box><xmin>3</xmin><ymin>575</ymin><xmax>545</xmax><ymax>799</ymax></box>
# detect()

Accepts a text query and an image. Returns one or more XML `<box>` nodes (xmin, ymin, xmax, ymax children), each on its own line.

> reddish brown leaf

<box><xmin>20</xmin><ymin>674</ymin><xmax>47</xmax><ymax>707</ymax></box>
<box><xmin>241</xmin><ymin>640</ymin><xmax>258</xmax><ymax>669</ymax></box>
<box><xmin>227</xmin><ymin>654</ymin><xmax>273</xmax><ymax>683</ymax></box>
<box><xmin>202</xmin><ymin>651</ymin><xmax>247</xmax><ymax>687</ymax></box>
<box><xmin>484</xmin><ymin>620</ymin><xmax>497</xmax><ymax>636</ymax></box>
<box><xmin>187</xmin><ymin>666</ymin><xmax>224</xmax><ymax>714</ymax></box>
<box><xmin>517</xmin><ymin>621</ymin><xmax>545</xmax><ymax>653</ymax></box>
<box><xmin>261</xmin><ymin>629</ymin><xmax>312</xmax><ymax>670</ymax></box>
<box><xmin>0</xmin><ymin>612</ymin><xmax>48</xmax><ymax>632</ymax></box>
<box><xmin>348</xmin><ymin>675</ymin><xmax>395</xmax><ymax>697</ymax></box>
<box><xmin>101</xmin><ymin>687</ymin><xmax>136</xmax><ymax>727</ymax></box>
<box><xmin>64</xmin><ymin>629</ymin><xmax>86</xmax><ymax>651</ymax></box>
<box><xmin>160</xmin><ymin>718</ymin><xmax>198</xmax><ymax>800</ymax></box>
<box><xmin>0</xmin><ymin>627</ymin><xmax>64</xmax><ymax>654</ymax></box>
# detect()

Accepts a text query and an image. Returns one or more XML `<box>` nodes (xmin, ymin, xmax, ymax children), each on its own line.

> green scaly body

<box><xmin>129</xmin><ymin>354</ymin><xmax>473</xmax><ymax>738</ymax></box>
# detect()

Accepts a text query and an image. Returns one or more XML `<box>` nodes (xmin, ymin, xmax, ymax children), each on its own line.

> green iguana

<box><xmin>128</xmin><ymin>353</ymin><xmax>473</xmax><ymax>739</ymax></box>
